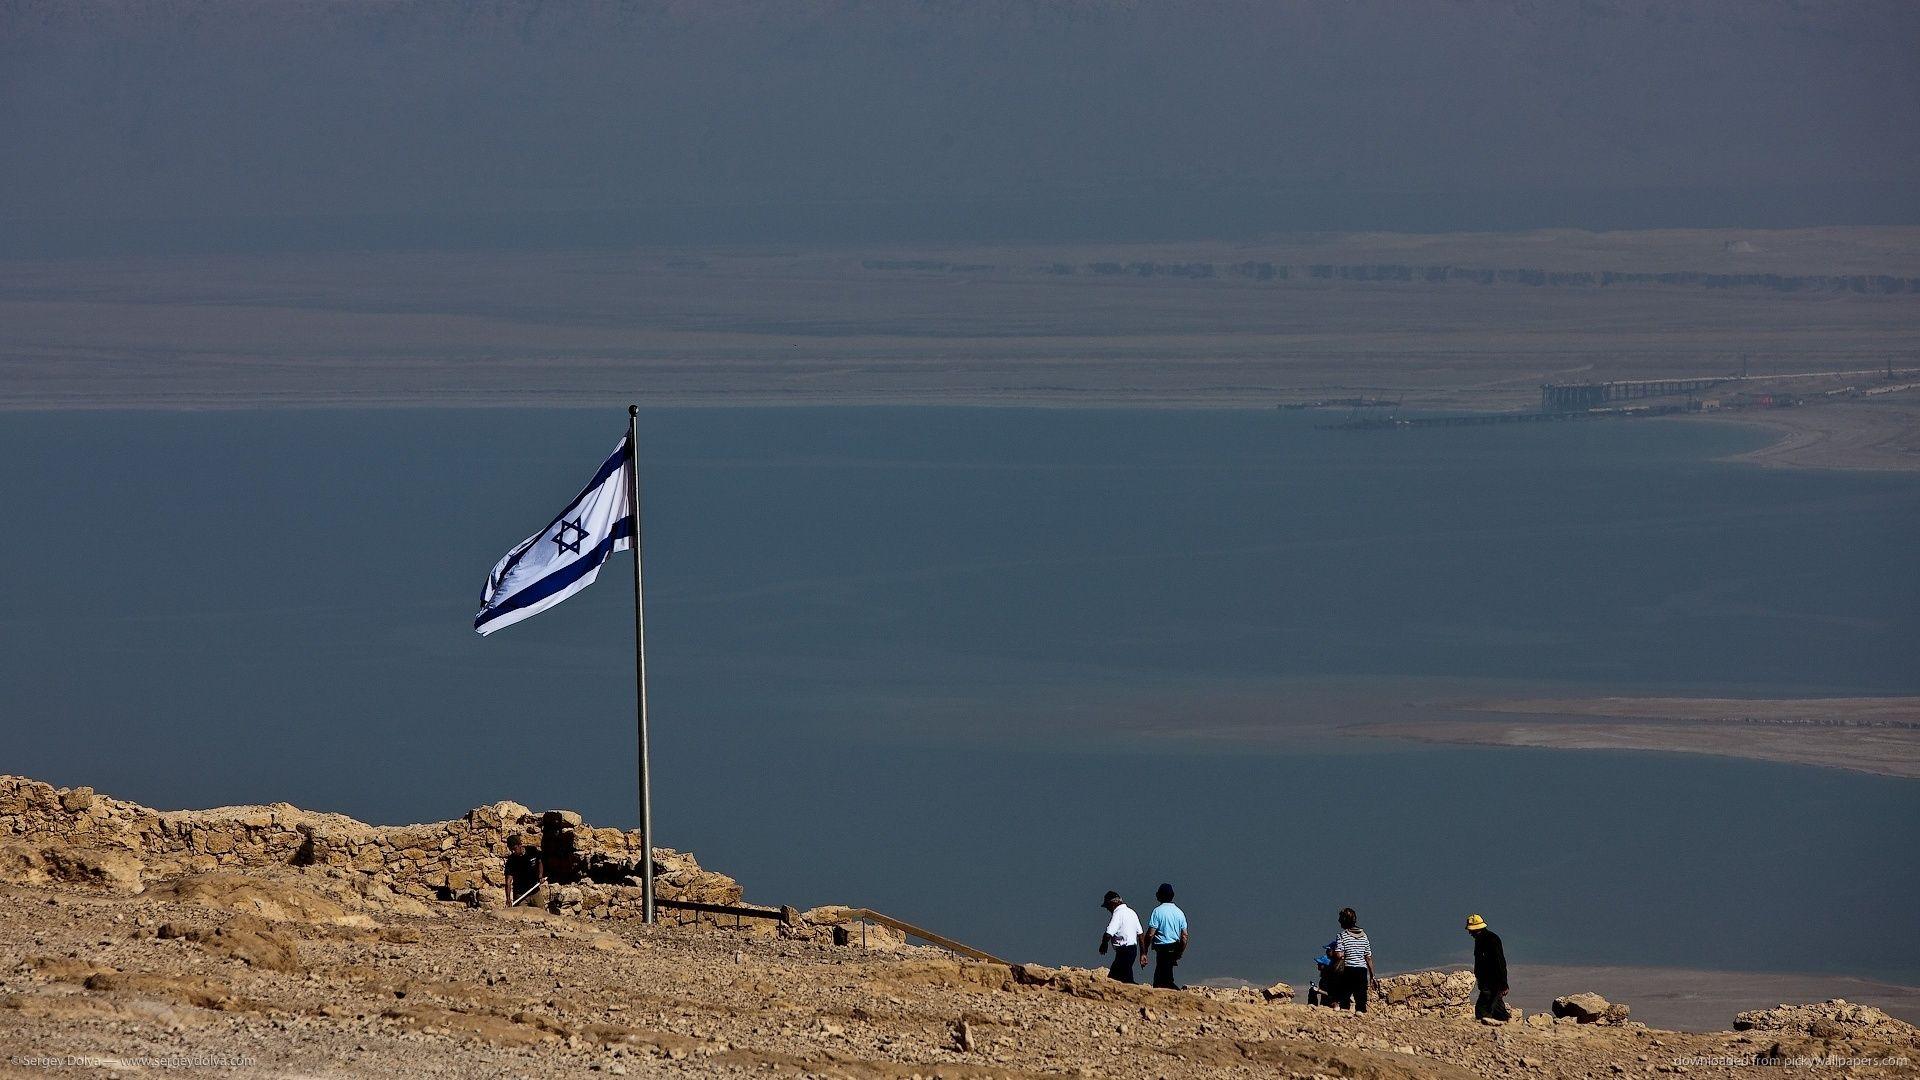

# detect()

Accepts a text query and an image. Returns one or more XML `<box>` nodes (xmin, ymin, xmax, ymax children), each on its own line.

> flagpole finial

<box><xmin>628</xmin><ymin>404</ymin><xmax>639</xmax><ymax>417</ymax></box>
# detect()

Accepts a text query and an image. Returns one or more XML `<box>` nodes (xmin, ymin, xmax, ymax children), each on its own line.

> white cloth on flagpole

<box><xmin>474</xmin><ymin>436</ymin><xmax>633</xmax><ymax>636</ymax></box>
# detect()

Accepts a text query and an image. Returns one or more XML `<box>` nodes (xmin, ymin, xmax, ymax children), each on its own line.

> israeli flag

<box><xmin>475</xmin><ymin>436</ymin><xmax>634</xmax><ymax>636</ymax></box>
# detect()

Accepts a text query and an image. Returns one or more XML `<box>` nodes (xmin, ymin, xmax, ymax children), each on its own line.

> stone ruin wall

<box><xmin>0</xmin><ymin>776</ymin><xmax>740</xmax><ymax>919</ymax></box>
<box><xmin>1370</xmin><ymin>969</ymin><xmax>1479</xmax><ymax>1013</ymax></box>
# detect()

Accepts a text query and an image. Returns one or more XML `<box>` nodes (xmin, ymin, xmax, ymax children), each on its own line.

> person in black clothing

<box><xmin>1309</xmin><ymin>950</ymin><xmax>1335</xmax><ymax>1006</ymax></box>
<box><xmin>504</xmin><ymin>835</ymin><xmax>544</xmax><ymax>907</ymax></box>
<box><xmin>1466</xmin><ymin>913</ymin><xmax>1510</xmax><ymax>1022</ymax></box>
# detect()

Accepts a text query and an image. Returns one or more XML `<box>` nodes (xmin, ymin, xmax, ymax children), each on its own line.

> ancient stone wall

<box><xmin>0</xmin><ymin>776</ymin><xmax>739</xmax><ymax>917</ymax></box>
<box><xmin>1370</xmin><ymin>969</ymin><xmax>1479</xmax><ymax>1013</ymax></box>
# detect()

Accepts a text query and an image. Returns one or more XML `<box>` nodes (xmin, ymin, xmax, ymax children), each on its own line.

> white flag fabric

<box><xmin>475</xmin><ymin>436</ymin><xmax>634</xmax><ymax>636</ymax></box>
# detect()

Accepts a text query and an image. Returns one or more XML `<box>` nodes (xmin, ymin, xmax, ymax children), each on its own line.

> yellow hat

<box><xmin>1464</xmin><ymin>914</ymin><xmax>1487</xmax><ymax>931</ymax></box>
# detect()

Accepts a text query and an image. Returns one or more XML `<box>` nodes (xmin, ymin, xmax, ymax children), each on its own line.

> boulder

<box><xmin>1010</xmin><ymin>963</ymin><xmax>1058</xmax><ymax>986</ymax></box>
<box><xmin>846</xmin><ymin>920</ymin><xmax>906</xmax><ymax>951</ymax></box>
<box><xmin>441</xmin><ymin>869</ymin><xmax>486</xmax><ymax>892</ymax></box>
<box><xmin>41</xmin><ymin>846</ymin><xmax>146</xmax><ymax>892</ymax></box>
<box><xmin>81</xmin><ymin>971</ymin><xmax>240</xmax><ymax>1011</ymax></box>
<box><xmin>1262</xmin><ymin>981</ymin><xmax>1295</xmax><ymax>1003</ymax></box>
<box><xmin>1552</xmin><ymin>993</ymin><xmax>1613</xmax><ymax>1022</ymax></box>
<box><xmin>175</xmin><ymin>916</ymin><xmax>303</xmax><ymax>973</ymax></box>
<box><xmin>473</xmin><ymin>800</ymin><xmax>532</xmax><ymax>828</ymax></box>
<box><xmin>1370</xmin><ymin>969</ymin><xmax>1476</xmax><ymax>1013</ymax></box>
<box><xmin>0</xmin><ymin>774</ymin><xmax>744</xmax><ymax>924</ymax></box>
<box><xmin>0</xmin><ymin>842</ymin><xmax>51</xmax><ymax>886</ymax></box>
<box><xmin>1733</xmin><ymin>999</ymin><xmax>1914</xmax><ymax>1037</ymax></box>
<box><xmin>152</xmin><ymin>873</ymin><xmax>350</xmax><ymax>924</ymax></box>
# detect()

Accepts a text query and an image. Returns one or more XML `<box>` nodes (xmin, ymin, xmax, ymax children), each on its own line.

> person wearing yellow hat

<box><xmin>1466</xmin><ymin>914</ymin><xmax>1510</xmax><ymax>1022</ymax></box>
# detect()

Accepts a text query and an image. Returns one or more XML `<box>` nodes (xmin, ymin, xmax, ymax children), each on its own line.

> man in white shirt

<box><xmin>1098</xmin><ymin>890</ymin><xmax>1143</xmax><ymax>983</ymax></box>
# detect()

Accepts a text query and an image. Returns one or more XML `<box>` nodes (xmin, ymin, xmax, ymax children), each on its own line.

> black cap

<box><xmin>1157</xmin><ymin>883</ymin><xmax>1175</xmax><ymax>901</ymax></box>
<box><xmin>1102</xmin><ymin>890</ymin><xmax>1122</xmax><ymax>907</ymax></box>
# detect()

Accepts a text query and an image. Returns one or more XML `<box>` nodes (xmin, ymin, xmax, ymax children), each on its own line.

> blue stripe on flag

<box><xmin>474</xmin><ymin>516</ymin><xmax>635</xmax><ymax>632</ymax></box>
<box><xmin>488</xmin><ymin>442</ymin><xmax>629</xmax><ymax>593</ymax></box>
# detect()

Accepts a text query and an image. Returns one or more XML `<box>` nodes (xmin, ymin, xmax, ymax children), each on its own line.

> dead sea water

<box><xmin>3</xmin><ymin>408</ymin><xmax>1916</xmax><ymax>1003</ymax></box>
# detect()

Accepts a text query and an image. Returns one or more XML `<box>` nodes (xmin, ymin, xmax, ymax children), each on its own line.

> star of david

<box><xmin>551</xmin><ymin>517</ymin><xmax>588</xmax><ymax>556</ymax></box>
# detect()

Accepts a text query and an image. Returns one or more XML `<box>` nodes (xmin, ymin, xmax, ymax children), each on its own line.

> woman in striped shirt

<box><xmin>1328</xmin><ymin>907</ymin><xmax>1376</xmax><ymax>1012</ymax></box>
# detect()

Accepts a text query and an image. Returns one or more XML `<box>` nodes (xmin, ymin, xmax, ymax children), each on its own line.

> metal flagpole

<box><xmin>626</xmin><ymin>404</ymin><xmax>655</xmax><ymax>924</ymax></box>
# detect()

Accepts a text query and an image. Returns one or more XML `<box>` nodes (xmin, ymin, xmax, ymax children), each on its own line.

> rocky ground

<box><xmin>4</xmin><ymin>778</ymin><xmax>1916</xmax><ymax>1079</ymax></box>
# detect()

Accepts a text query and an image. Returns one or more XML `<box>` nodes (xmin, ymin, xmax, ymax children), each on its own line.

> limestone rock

<box><xmin>81</xmin><ymin>970</ymin><xmax>240</xmax><ymax>1011</ymax></box>
<box><xmin>1370</xmin><ymin>969</ymin><xmax>1476</xmax><ymax>1013</ymax></box>
<box><xmin>1733</xmin><ymin>999</ymin><xmax>1914</xmax><ymax>1037</ymax></box>
<box><xmin>1553</xmin><ymin>992</ymin><xmax>1613</xmax><ymax>1022</ymax></box>
<box><xmin>473</xmin><ymin>801</ymin><xmax>532</xmax><ymax>828</ymax></box>
<box><xmin>1011</xmin><ymin>963</ymin><xmax>1058</xmax><ymax>986</ymax></box>
<box><xmin>1262</xmin><ymin>981</ymin><xmax>1294</xmax><ymax>1003</ymax></box>
<box><xmin>828</xmin><ymin>920</ymin><xmax>906</xmax><ymax>951</ymax></box>
<box><xmin>0</xmin><ymin>842</ymin><xmax>51</xmax><ymax>886</ymax></box>
<box><xmin>179</xmin><ymin>916</ymin><xmax>303</xmax><ymax>973</ymax></box>
<box><xmin>153</xmin><ymin>873</ymin><xmax>349</xmax><ymax>924</ymax></box>
<box><xmin>41</xmin><ymin>846</ymin><xmax>146</xmax><ymax>892</ymax></box>
<box><xmin>0</xmin><ymin>773</ymin><xmax>742</xmax><ymax>926</ymax></box>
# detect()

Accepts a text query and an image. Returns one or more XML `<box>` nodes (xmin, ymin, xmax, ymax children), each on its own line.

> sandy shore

<box><xmin>1707</xmin><ymin>397</ymin><xmax>1920</xmax><ymax>472</ymax></box>
<box><xmin>2</xmin><ymin>227</ymin><xmax>1916</xmax><ymax>471</ymax></box>
<box><xmin>1503</xmin><ymin>966</ymin><xmax>1920</xmax><ymax>1033</ymax></box>
<box><xmin>1353</xmin><ymin>696</ymin><xmax>1920</xmax><ymax>779</ymax></box>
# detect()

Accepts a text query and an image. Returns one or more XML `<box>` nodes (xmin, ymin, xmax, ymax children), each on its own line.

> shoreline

<box><xmin>1698</xmin><ymin>399</ymin><xmax>1920</xmax><ymax>473</ymax></box>
<box><xmin>4</xmin><ymin>226</ymin><xmax>1917</xmax><ymax>471</ymax></box>
<box><xmin>1214</xmin><ymin>965</ymin><xmax>1920</xmax><ymax>1033</ymax></box>
<box><xmin>1351</xmin><ymin>695</ymin><xmax>1920</xmax><ymax>779</ymax></box>
<box><xmin>3</xmin><ymin>390</ymin><xmax>1915</xmax><ymax>472</ymax></box>
<box><xmin>1503</xmin><ymin>965</ymin><xmax>1920</xmax><ymax>1033</ymax></box>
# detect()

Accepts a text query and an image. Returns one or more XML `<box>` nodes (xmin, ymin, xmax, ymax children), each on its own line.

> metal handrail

<box><xmin>810</xmin><ymin>906</ymin><xmax>1009</xmax><ymax>965</ymax></box>
<box><xmin>650</xmin><ymin>898</ymin><xmax>1007</xmax><ymax>964</ymax></box>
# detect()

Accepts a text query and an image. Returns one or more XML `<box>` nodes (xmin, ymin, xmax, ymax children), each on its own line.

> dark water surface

<box><xmin>3</xmin><ymin>409</ymin><xmax>1916</xmax><ymax>988</ymax></box>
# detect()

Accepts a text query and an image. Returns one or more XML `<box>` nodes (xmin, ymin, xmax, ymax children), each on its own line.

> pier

<box><xmin>1540</xmin><ymin>378</ymin><xmax>1726</xmax><ymax>412</ymax></box>
<box><xmin>1328</xmin><ymin>402</ymin><xmax>1699</xmax><ymax>431</ymax></box>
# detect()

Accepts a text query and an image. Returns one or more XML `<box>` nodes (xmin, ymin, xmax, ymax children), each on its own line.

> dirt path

<box><xmin>2</xmin><ymin>878</ymin><xmax>1916</xmax><ymax>1079</ymax></box>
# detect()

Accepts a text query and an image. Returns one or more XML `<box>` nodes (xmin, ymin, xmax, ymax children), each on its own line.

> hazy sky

<box><xmin>4</xmin><ymin>0</ymin><xmax>1918</xmax><ymax>252</ymax></box>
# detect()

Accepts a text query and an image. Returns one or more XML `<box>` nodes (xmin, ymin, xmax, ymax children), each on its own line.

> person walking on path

<box><xmin>1466</xmin><ymin>914</ymin><xmax>1511</xmax><ymax>1022</ymax></box>
<box><xmin>1140</xmin><ymin>883</ymin><xmax>1189</xmax><ymax>989</ymax></box>
<box><xmin>1097</xmin><ymin>890</ymin><xmax>1143</xmax><ymax>983</ymax></box>
<box><xmin>1328</xmin><ymin>907</ymin><xmax>1376</xmax><ymax>1012</ymax></box>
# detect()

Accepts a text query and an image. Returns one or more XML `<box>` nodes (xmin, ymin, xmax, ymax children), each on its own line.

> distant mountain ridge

<box><xmin>3</xmin><ymin>1</ymin><xmax>1917</xmax><ymax>250</ymax></box>
<box><xmin>862</xmin><ymin>257</ymin><xmax>1920</xmax><ymax>296</ymax></box>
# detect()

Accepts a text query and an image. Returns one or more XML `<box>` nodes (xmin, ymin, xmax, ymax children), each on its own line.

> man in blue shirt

<box><xmin>1140</xmin><ymin>882</ymin><xmax>1189</xmax><ymax>989</ymax></box>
